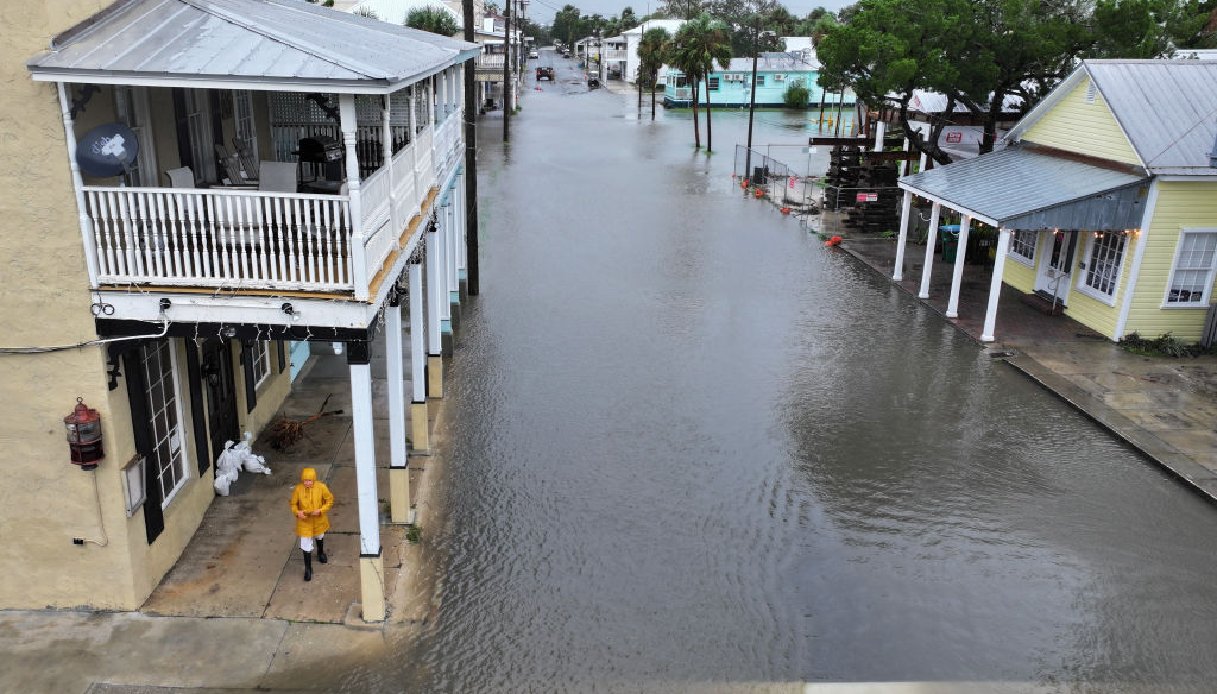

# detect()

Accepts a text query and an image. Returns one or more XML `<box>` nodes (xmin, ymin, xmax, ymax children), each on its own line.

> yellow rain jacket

<box><xmin>290</xmin><ymin>467</ymin><xmax>334</xmax><ymax>538</ymax></box>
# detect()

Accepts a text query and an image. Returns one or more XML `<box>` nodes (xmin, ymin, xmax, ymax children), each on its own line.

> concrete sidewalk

<box><xmin>0</xmin><ymin>329</ymin><xmax>453</xmax><ymax>693</ymax></box>
<box><xmin>838</xmin><ymin>234</ymin><xmax>1217</xmax><ymax>499</ymax></box>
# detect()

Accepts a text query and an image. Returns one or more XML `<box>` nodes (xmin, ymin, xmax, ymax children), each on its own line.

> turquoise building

<box><xmin>662</xmin><ymin>52</ymin><xmax>850</xmax><ymax>108</ymax></box>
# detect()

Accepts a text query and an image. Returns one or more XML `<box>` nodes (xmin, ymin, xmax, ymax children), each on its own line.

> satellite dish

<box><xmin>77</xmin><ymin>123</ymin><xmax>138</xmax><ymax>178</ymax></box>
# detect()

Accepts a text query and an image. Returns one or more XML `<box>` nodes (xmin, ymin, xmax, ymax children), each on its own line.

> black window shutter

<box><xmin>122</xmin><ymin>346</ymin><xmax>164</xmax><ymax>545</ymax></box>
<box><xmin>277</xmin><ymin>340</ymin><xmax>286</xmax><ymax>373</ymax></box>
<box><xmin>184</xmin><ymin>341</ymin><xmax>211</xmax><ymax>475</ymax></box>
<box><xmin>241</xmin><ymin>340</ymin><xmax>257</xmax><ymax>414</ymax></box>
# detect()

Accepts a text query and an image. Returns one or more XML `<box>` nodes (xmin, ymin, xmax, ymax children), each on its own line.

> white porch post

<box><xmin>893</xmin><ymin>190</ymin><xmax>913</xmax><ymax>282</ymax></box>
<box><xmin>440</xmin><ymin>68</ymin><xmax>449</xmax><ymax>118</ymax></box>
<box><xmin>408</xmin><ymin>87</ymin><xmax>421</xmax><ymax>196</ymax></box>
<box><xmin>438</xmin><ymin>204</ymin><xmax>452</xmax><ymax>324</ymax></box>
<box><xmin>409</xmin><ymin>257</ymin><xmax>429</xmax><ymax>450</ymax></box>
<box><xmin>456</xmin><ymin>172</ymin><xmax>468</xmax><ymax>281</ymax></box>
<box><xmin>981</xmin><ymin>228</ymin><xmax>1012</xmax><ymax>342</ymax></box>
<box><xmin>446</xmin><ymin>198</ymin><xmax>459</xmax><ymax>297</ymax></box>
<box><xmin>348</xmin><ymin>342</ymin><xmax>385</xmax><ymax>622</ymax></box>
<box><xmin>899</xmin><ymin>137</ymin><xmax>911</xmax><ymax>177</ymax></box>
<box><xmin>429</xmin><ymin>78</ymin><xmax>439</xmax><ymax>167</ymax></box>
<box><xmin>56</xmin><ymin>83</ymin><xmax>100</xmax><ymax>288</ymax></box>
<box><xmin>340</xmin><ymin>94</ymin><xmax>367</xmax><ymax>301</ymax></box>
<box><xmin>873</xmin><ymin>120</ymin><xmax>886</xmax><ymax>151</ymax></box>
<box><xmin>386</xmin><ymin>293</ymin><xmax>410</xmax><ymax>524</ymax></box>
<box><xmin>946</xmin><ymin>215</ymin><xmax>971</xmax><ymax>318</ymax></box>
<box><xmin>918</xmin><ymin>151</ymin><xmax>928</xmax><ymax>175</ymax></box>
<box><xmin>383</xmin><ymin>94</ymin><xmax>401</xmax><ymax>236</ymax></box>
<box><xmin>918</xmin><ymin>202</ymin><xmax>941</xmax><ymax>298</ymax></box>
<box><xmin>425</xmin><ymin>219</ymin><xmax>444</xmax><ymax>398</ymax></box>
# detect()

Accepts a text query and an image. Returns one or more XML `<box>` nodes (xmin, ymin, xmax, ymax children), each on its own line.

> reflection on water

<box><xmin>339</xmin><ymin>90</ymin><xmax>1217</xmax><ymax>693</ymax></box>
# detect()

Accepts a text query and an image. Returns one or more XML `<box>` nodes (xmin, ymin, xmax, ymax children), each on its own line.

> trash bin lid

<box><xmin>939</xmin><ymin>224</ymin><xmax>961</xmax><ymax>232</ymax></box>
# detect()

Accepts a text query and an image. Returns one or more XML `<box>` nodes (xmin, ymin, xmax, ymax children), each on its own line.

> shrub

<box><xmin>1118</xmin><ymin>332</ymin><xmax>1203</xmax><ymax>358</ymax></box>
<box><xmin>783</xmin><ymin>79</ymin><xmax>810</xmax><ymax>109</ymax></box>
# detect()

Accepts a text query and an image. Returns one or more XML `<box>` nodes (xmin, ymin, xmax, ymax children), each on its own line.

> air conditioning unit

<box><xmin>774</xmin><ymin>74</ymin><xmax>786</xmax><ymax>82</ymax></box>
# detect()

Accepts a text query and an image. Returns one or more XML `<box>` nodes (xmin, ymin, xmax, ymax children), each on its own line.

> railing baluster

<box><xmin>210</xmin><ymin>194</ymin><xmax>225</xmax><ymax>280</ymax></box>
<box><xmin>291</xmin><ymin>197</ymin><xmax>304</xmax><ymax>284</ymax></box>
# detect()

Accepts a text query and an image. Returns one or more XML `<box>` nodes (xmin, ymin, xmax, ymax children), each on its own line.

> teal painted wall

<box><xmin>663</xmin><ymin>70</ymin><xmax>844</xmax><ymax>107</ymax></box>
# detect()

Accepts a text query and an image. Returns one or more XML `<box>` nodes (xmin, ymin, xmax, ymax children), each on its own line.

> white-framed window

<box><xmin>141</xmin><ymin>340</ymin><xmax>189</xmax><ymax>507</ymax></box>
<box><xmin>1077</xmin><ymin>231</ymin><xmax>1127</xmax><ymax>302</ymax></box>
<box><xmin>183</xmin><ymin>89</ymin><xmax>215</xmax><ymax>183</ymax></box>
<box><xmin>707</xmin><ymin>76</ymin><xmax>720</xmax><ymax>91</ymax></box>
<box><xmin>113</xmin><ymin>86</ymin><xmax>157</xmax><ymax>187</ymax></box>
<box><xmin>755</xmin><ymin>75</ymin><xmax>766</xmax><ymax>87</ymax></box>
<box><xmin>1009</xmin><ymin>229</ymin><xmax>1037</xmax><ymax>263</ymax></box>
<box><xmin>232</xmin><ymin>90</ymin><xmax>258</xmax><ymax>179</ymax></box>
<box><xmin>1164</xmin><ymin>229</ymin><xmax>1217</xmax><ymax>307</ymax></box>
<box><xmin>251</xmin><ymin>341</ymin><xmax>271</xmax><ymax>389</ymax></box>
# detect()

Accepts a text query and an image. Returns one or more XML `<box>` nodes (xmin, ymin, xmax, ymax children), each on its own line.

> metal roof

<box><xmin>898</xmin><ymin>145</ymin><xmax>1149</xmax><ymax>230</ymax></box>
<box><xmin>1088</xmin><ymin>60</ymin><xmax>1217</xmax><ymax>174</ymax></box>
<box><xmin>26</xmin><ymin>0</ymin><xmax>480</xmax><ymax>93</ymax></box>
<box><xmin>1008</xmin><ymin>60</ymin><xmax>1217</xmax><ymax>176</ymax></box>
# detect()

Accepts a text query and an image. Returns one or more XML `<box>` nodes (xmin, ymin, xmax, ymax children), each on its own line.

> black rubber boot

<box><xmin>303</xmin><ymin>550</ymin><xmax>313</xmax><ymax>582</ymax></box>
<box><xmin>316</xmin><ymin>539</ymin><xmax>328</xmax><ymax>564</ymax></box>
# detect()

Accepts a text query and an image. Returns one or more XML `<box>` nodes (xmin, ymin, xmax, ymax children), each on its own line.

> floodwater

<box><xmin>346</xmin><ymin>54</ymin><xmax>1217</xmax><ymax>692</ymax></box>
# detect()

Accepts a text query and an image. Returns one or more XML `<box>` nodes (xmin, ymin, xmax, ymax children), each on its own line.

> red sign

<box><xmin>945</xmin><ymin>131</ymin><xmax>963</xmax><ymax>144</ymax></box>
<box><xmin>856</xmin><ymin>193</ymin><xmax>878</xmax><ymax>203</ymax></box>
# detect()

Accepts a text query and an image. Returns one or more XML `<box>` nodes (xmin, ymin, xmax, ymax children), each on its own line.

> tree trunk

<box><xmin>705</xmin><ymin>75</ymin><xmax>713</xmax><ymax>152</ymax></box>
<box><xmin>692</xmin><ymin>80</ymin><xmax>701</xmax><ymax>148</ymax></box>
<box><xmin>651</xmin><ymin>77</ymin><xmax>657</xmax><ymax>119</ymax></box>
<box><xmin>979</xmin><ymin>90</ymin><xmax>1005</xmax><ymax>155</ymax></box>
<box><xmin>638</xmin><ymin>75</ymin><xmax>643</xmax><ymax>114</ymax></box>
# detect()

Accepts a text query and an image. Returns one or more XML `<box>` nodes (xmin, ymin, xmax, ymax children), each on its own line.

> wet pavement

<box><xmin>5</xmin><ymin>54</ymin><xmax>1217</xmax><ymax>693</ymax></box>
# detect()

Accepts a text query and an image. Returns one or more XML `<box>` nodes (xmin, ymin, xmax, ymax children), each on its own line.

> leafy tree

<box><xmin>406</xmin><ymin>5</ymin><xmax>460</xmax><ymax>36</ymax></box>
<box><xmin>669</xmin><ymin>14</ymin><xmax>732</xmax><ymax>150</ymax></box>
<box><xmin>639</xmin><ymin>27</ymin><xmax>673</xmax><ymax>119</ymax></box>
<box><xmin>621</xmin><ymin>5</ymin><xmax>640</xmax><ymax>29</ymax></box>
<box><xmin>663</xmin><ymin>0</ymin><xmax>709</xmax><ymax>19</ymax></box>
<box><xmin>552</xmin><ymin>4</ymin><xmax>584</xmax><ymax>46</ymax></box>
<box><xmin>783</xmin><ymin>79</ymin><xmax>810</xmax><ymax>108</ymax></box>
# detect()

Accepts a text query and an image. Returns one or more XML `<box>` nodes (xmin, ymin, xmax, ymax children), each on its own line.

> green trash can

<box><xmin>939</xmin><ymin>224</ymin><xmax>961</xmax><ymax>263</ymax></box>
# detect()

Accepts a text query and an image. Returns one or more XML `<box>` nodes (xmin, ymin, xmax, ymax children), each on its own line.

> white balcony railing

<box><xmin>81</xmin><ymin>121</ymin><xmax>457</xmax><ymax>296</ymax></box>
<box><xmin>83</xmin><ymin>187</ymin><xmax>354</xmax><ymax>291</ymax></box>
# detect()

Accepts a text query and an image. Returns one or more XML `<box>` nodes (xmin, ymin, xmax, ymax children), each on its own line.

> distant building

<box><xmin>662</xmin><ymin>51</ymin><xmax>849</xmax><ymax>108</ymax></box>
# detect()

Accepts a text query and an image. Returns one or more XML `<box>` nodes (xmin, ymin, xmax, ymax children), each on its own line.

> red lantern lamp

<box><xmin>64</xmin><ymin>397</ymin><xmax>103</xmax><ymax>470</ymax></box>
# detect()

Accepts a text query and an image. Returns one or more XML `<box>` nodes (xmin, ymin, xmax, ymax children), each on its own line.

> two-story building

<box><xmin>891</xmin><ymin>59</ymin><xmax>1217</xmax><ymax>344</ymax></box>
<box><xmin>2</xmin><ymin>0</ymin><xmax>477</xmax><ymax>622</ymax></box>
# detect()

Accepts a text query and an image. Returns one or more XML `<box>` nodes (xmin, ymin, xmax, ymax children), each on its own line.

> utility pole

<box><xmin>503</xmin><ymin>0</ymin><xmax>512</xmax><ymax>141</ymax></box>
<box><xmin>463</xmin><ymin>0</ymin><xmax>480</xmax><ymax>294</ymax></box>
<box><xmin>744</xmin><ymin>14</ymin><xmax>760</xmax><ymax>183</ymax></box>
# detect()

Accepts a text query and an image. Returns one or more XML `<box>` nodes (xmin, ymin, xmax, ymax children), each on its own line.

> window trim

<box><xmin>141</xmin><ymin>340</ymin><xmax>191</xmax><ymax>509</ymax></box>
<box><xmin>1161</xmin><ymin>227</ymin><xmax>1217</xmax><ymax>309</ymax></box>
<box><xmin>707</xmin><ymin>76</ymin><xmax>720</xmax><ymax>91</ymax></box>
<box><xmin>1075</xmin><ymin>231</ymin><xmax>1127</xmax><ymax>306</ymax></box>
<box><xmin>251</xmin><ymin>340</ymin><xmax>271</xmax><ymax>390</ymax></box>
<box><xmin>1008</xmin><ymin>229</ymin><xmax>1037</xmax><ymax>266</ymax></box>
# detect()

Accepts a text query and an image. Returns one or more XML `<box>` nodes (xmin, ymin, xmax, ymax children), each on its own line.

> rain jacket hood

<box><xmin>290</xmin><ymin>468</ymin><xmax>333</xmax><ymax>538</ymax></box>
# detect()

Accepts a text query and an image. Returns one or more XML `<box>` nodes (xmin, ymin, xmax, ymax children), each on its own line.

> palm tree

<box><xmin>669</xmin><ymin>15</ymin><xmax>732</xmax><ymax>151</ymax></box>
<box><xmin>638</xmin><ymin>27</ymin><xmax>671</xmax><ymax>120</ymax></box>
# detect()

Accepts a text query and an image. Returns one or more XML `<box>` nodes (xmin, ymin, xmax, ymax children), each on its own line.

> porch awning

<box><xmin>26</xmin><ymin>0</ymin><xmax>480</xmax><ymax>94</ymax></box>
<box><xmin>898</xmin><ymin>145</ymin><xmax>1150</xmax><ymax>231</ymax></box>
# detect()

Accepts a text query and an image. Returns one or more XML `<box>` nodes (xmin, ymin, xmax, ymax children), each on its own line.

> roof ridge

<box><xmin>181</xmin><ymin>0</ymin><xmax>387</xmax><ymax>79</ymax></box>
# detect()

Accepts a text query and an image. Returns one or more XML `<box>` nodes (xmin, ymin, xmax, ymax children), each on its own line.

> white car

<box><xmin>529</xmin><ymin>49</ymin><xmax>539</xmax><ymax>59</ymax></box>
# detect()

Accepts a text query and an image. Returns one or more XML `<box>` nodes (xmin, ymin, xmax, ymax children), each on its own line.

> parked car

<box><xmin>528</xmin><ymin>49</ymin><xmax>539</xmax><ymax>59</ymax></box>
<box><xmin>536</xmin><ymin>66</ymin><xmax>555</xmax><ymax>81</ymax></box>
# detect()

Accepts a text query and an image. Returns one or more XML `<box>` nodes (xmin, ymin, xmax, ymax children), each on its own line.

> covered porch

<box><xmin>890</xmin><ymin>145</ymin><xmax>1150</xmax><ymax>342</ymax></box>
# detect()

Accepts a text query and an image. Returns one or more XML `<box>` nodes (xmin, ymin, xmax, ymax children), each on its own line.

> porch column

<box><xmin>455</xmin><ymin>172</ymin><xmax>468</xmax><ymax>288</ymax></box>
<box><xmin>440</xmin><ymin>69</ymin><xmax>450</xmax><ymax>119</ymax></box>
<box><xmin>409</xmin><ymin>255</ymin><xmax>430</xmax><ymax>451</ymax></box>
<box><xmin>438</xmin><ymin>201</ymin><xmax>453</xmax><ymax>356</ymax></box>
<box><xmin>384</xmin><ymin>94</ymin><xmax>401</xmax><ymax>236</ymax></box>
<box><xmin>56</xmin><ymin>82</ymin><xmax>100</xmax><ymax>288</ymax></box>
<box><xmin>893</xmin><ymin>190</ymin><xmax>913</xmax><ymax>282</ymax></box>
<box><xmin>429</xmin><ymin>78</ymin><xmax>439</xmax><ymax>169</ymax></box>
<box><xmin>981</xmin><ymin>228</ymin><xmax>1012</xmax><ymax>342</ymax></box>
<box><xmin>426</xmin><ymin>218</ymin><xmax>444</xmax><ymax>398</ymax></box>
<box><xmin>918</xmin><ymin>151</ymin><xmax>928</xmax><ymax>175</ymax></box>
<box><xmin>918</xmin><ymin>202</ymin><xmax>941</xmax><ymax>298</ymax></box>
<box><xmin>447</xmin><ymin>197</ymin><xmax>459</xmax><ymax>297</ymax></box>
<box><xmin>408</xmin><ymin>87</ymin><xmax>421</xmax><ymax>200</ymax></box>
<box><xmin>945</xmin><ymin>215</ymin><xmax>971</xmax><ymax>318</ymax></box>
<box><xmin>347</xmin><ymin>340</ymin><xmax>385</xmax><ymax>622</ymax></box>
<box><xmin>873</xmin><ymin>120</ymin><xmax>885</xmax><ymax>151</ymax></box>
<box><xmin>340</xmin><ymin>94</ymin><xmax>368</xmax><ymax>301</ymax></box>
<box><xmin>386</xmin><ymin>291</ymin><xmax>410</xmax><ymax>524</ymax></box>
<box><xmin>899</xmin><ymin>137</ymin><xmax>911</xmax><ymax>177</ymax></box>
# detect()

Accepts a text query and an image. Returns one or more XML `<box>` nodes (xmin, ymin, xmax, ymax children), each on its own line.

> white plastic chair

<box><xmin>164</xmin><ymin>167</ymin><xmax>195</xmax><ymax>188</ymax></box>
<box><xmin>258</xmin><ymin>162</ymin><xmax>298</xmax><ymax>193</ymax></box>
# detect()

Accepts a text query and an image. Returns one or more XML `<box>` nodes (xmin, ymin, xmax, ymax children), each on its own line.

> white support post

<box><xmin>946</xmin><ymin>215</ymin><xmax>971</xmax><ymax>318</ymax></box>
<box><xmin>981</xmin><ymin>228</ymin><xmax>1012</xmax><ymax>342</ymax></box>
<box><xmin>425</xmin><ymin>222</ymin><xmax>444</xmax><ymax>398</ymax></box>
<box><xmin>384</xmin><ymin>94</ymin><xmax>401</xmax><ymax>237</ymax></box>
<box><xmin>899</xmin><ymin>137</ymin><xmax>911</xmax><ymax>177</ymax></box>
<box><xmin>456</xmin><ymin>173</ymin><xmax>467</xmax><ymax>276</ymax></box>
<box><xmin>348</xmin><ymin>352</ymin><xmax>385</xmax><ymax>621</ymax></box>
<box><xmin>340</xmin><ymin>94</ymin><xmax>367</xmax><ymax>300</ymax></box>
<box><xmin>919</xmin><ymin>202</ymin><xmax>941</xmax><ymax>298</ymax></box>
<box><xmin>429</xmin><ymin>78</ymin><xmax>438</xmax><ymax>167</ymax></box>
<box><xmin>408</xmin><ymin>258</ymin><xmax>430</xmax><ymax>450</ymax></box>
<box><xmin>438</xmin><ymin>205</ymin><xmax>452</xmax><ymax>322</ymax></box>
<box><xmin>56</xmin><ymin>83</ymin><xmax>100</xmax><ymax>288</ymax></box>
<box><xmin>386</xmin><ymin>299</ymin><xmax>406</xmax><ymax>470</ymax></box>
<box><xmin>440</xmin><ymin>69</ymin><xmax>449</xmax><ymax>119</ymax></box>
<box><xmin>918</xmin><ymin>151</ymin><xmax>928</xmax><ymax>175</ymax></box>
<box><xmin>873</xmin><ymin>120</ymin><xmax>886</xmax><ymax>152</ymax></box>
<box><xmin>408</xmin><ymin>87</ymin><xmax>420</xmax><ymax>195</ymax></box>
<box><xmin>446</xmin><ymin>200</ymin><xmax>458</xmax><ymax>296</ymax></box>
<box><xmin>893</xmin><ymin>190</ymin><xmax>912</xmax><ymax>282</ymax></box>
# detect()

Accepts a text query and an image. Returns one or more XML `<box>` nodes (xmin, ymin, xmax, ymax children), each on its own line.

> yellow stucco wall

<box><xmin>1122</xmin><ymin>181</ymin><xmax>1217</xmax><ymax>341</ymax></box>
<box><xmin>1021</xmin><ymin>76</ymin><xmax>1142</xmax><ymax>166</ymax></box>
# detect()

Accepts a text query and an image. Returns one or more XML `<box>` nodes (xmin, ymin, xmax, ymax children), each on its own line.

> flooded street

<box><xmin>349</xmin><ymin>58</ymin><xmax>1217</xmax><ymax>691</ymax></box>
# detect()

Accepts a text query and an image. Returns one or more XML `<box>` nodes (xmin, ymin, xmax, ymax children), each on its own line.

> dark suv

<box><xmin>536</xmin><ymin>66</ymin><xmax>555</xmax><ymax>81</ymax></box>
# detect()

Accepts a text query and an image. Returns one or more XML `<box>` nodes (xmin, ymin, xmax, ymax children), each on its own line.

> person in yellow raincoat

<box><xmin>290</xmin><ymin>467</ymin><xmax>334</xmax><ymax>581</ymax></box>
